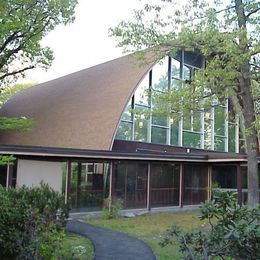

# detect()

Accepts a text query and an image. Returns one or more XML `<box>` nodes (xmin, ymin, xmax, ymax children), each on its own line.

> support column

<box><xmin>6</xmin><ymin>164</ymin><xmax>13</xmax><ymax>188</ymax></box>
<box><xmin>179</xmin><ymin>164</ymin><xmax>184</xmax><ymax>207</ymax></box>
<box><xmin>76</xmin><ymin>162</ymin><xmax>82</xmax><ymax>208</ymax></box>
<box><xmin>109</xmin><ymin>162</ymin><xmax>114</xmax><ymax>211</ymax></box>
<box><xmin>207</xmin><ymin>165</ymin><xmax>212</xmax><ymax>200</ymax></box>
<box><xmin>147</xmin><ymin>162</ymin><xmax>151</xmax><ymax>211</ymax></box>
<box><xmin>65</xmin><ymin>160</ymin><xmax>71</xmax><ymax>205</ymax></box>
<box><xmin>237</xmin><ymin>164</ymin><xmax>242</xmax><ymax>205</ymax></box>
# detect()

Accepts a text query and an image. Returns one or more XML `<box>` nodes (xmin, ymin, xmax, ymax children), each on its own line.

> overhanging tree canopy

<box><xmin>0</xmin><ymin>0</ymin><xmax>78</xmax><ymax>87</ymax></box>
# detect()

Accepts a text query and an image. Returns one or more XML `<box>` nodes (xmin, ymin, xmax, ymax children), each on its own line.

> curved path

<box><xmin>66</xmin><ymin>219</ymin><xmax>157</xmax><ymax>260</ymax></box>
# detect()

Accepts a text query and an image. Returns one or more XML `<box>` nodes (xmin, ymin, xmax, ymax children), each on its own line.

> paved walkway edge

<box><xmin>66</xmin><ymin>219</ymin><xmax>157</xmax><ymax>260</ymax></box>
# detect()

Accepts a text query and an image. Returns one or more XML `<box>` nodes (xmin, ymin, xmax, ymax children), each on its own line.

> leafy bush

<box><xmin>102</xmin><ymin>197</ymin><xmax>123</xmax><ymax>219</ymax></box>
<box><xmin>0</xmin><ymin>183</ymin><xmax>70</xmax><ymax>259</ymax></box>
<box><xmin>160</xmin><ymin>190</ymin><xmax>260</xmax><ymax>259</ymax></box>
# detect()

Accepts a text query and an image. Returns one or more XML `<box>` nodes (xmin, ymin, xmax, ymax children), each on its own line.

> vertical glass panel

<box><xmin>171</xmin><ymin>78</ymin><xmax>182</xmax><ymax>89</ymax></box>
<box><xmin>171</xmin><ymin>119</ymin><xmax>179</xmax><ymax>145</ymax></box>
<box><xmin>215</xmin><ymin>136</ymin><xmax>225</xmax><ymax>151</ymax></box>
<box><xmin>193</xmin><ymin>111</ymin><xmax>202</xmax><ymax>132</ymax></box>
<box><xmin>151</xmin><ymin>127</ymin><xmax>167</xmax><ymax>144</ymax></box>
<box><xmin>151</xmin><ymin>163</ymin><xmax>180</xmax><ymax>207</ymax></box>
<box><xmin>134</xmin><ymin>119</ymin><xmax>148</xmax><ymax>142</ymax></box>
<box><xmin>134</xmin><ymin>106</ymin><xmax>148</xmax><ymax>142</ymax></box>
<box><xmin>183</xmin><ymin>111</ymin><xmax>201</xmax><ymax>132</ymax></box>
<box><xmin>183</xmin><ymin>113</ymin><xmax>191</xmax><ymax>130</ymax></box>
<box><xmin>135</xmin><ymin>74</ymin><xmax>150</xmax><ymax>105</ymax></box>
<box><xmin>171</xmin><ymin>58</ymin><xmax>181</xmax><ymax>79</ymax></box>
<box><xmin>183</xmin><ymin>65</ymin><xmax>191</xmax><ymax>81</ymax></box>
<box><xmin>184</xmin><ymin>51</ymin><xmax>204</xmax><ymax>68</ymax></box>
<box><xmin>183</xmin><ymin>132</ymin><xmax>201</xmax><ymax>148</ymax></box>
<box><xmin>121</xmin><ymin>102</ymin><xmax>132</xmax><ymax>121</ymax></box>
<box><xmin>152</xmin><ymin>58</ymin><xmax>168</xmax><ymax>91</ymax></box>
<box><xmin>183</xmin><ymin>165</ymin><xmax>208</xmax><ymax>205</ymax></box>
<box><xmin>228</xmin><ymin>124</ymin><xmax>236</xmax><ymax>152</ymax></box>
<box><xmin>214</xmin><ymin>106</ymin><xmax>225</xmax><ymax>136</ymax></box>
<box><xmin>114</xmin><ymin>163</ymin><xmax>147</xmax><ymax>209</ymax></box>
<box><xmin>116</xmin><ymin>121</ymin><xmax>132</xmax><ymax>140</ymax></box>
<box><xmin>152</xmin><ymin>113</ymin><xmax>167</xmax><ymax>126</ymax></box>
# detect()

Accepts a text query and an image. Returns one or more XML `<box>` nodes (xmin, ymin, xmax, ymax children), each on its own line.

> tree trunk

<box><xmin>241</xmin><ymin>89</ymin><xmax>259</xmax><ymax>207</ymax></box>
<box><xmin>235</xmin><ymin>0</ymin><xmax>259</xmax><ymax>207</ymax></box>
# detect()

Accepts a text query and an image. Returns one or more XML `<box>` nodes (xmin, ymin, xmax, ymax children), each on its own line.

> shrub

<box><xmin>160</xmin><ymin>190</ymin><xmax>260</xmax><ymax>259</ymax></box>
<box><xmin>102</xmin><ymin>197</ymin><xmax>123</xmax><ymax>219</ymax></box>
<box><xmin>0</xmin><ymin>183</ymin><xmax>70</xmax><ymax>259</ymax></box>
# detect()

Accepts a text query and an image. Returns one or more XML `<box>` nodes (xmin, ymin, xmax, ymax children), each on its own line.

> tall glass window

<box><xmin>115</xmin><ymin>51</ymin><xmax>240</xmax><ymax>153</ymax></box>
<box><xmin>152</xmin><ymin>57</ymin><xmax>169</xmax><ymax>92</ymax></box>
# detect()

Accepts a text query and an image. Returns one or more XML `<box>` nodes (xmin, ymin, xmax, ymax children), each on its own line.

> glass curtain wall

<box><xmin>114</xmin><ymin>162</ymin><xmax>148</xmax><ymax>209</ymax></box>
<box><xmin>116</xmin><ymin>50</ymin><xmax>240</xmax><ymax>153</ymax></box>
<box><xmin>151</xmin><ymin>163</ymin><xmax>180</xmax><ymax>207</ymax></box>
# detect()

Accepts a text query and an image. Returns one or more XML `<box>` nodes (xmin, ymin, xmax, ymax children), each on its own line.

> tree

<box><xmin>110</xmin><ymin>0</ymin><xmax>260</xmax><ymax>207</ymax></box>
<box><xmin>0</xmin><ymin>0</ymin><xmax>78</xmax><ymax>87</ymax></box>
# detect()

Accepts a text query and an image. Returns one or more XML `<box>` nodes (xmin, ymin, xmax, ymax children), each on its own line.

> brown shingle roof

<box><xmin>0</xmin><ymin>53</ymin><xmax>156</xmax><ymax>150</ymax></box>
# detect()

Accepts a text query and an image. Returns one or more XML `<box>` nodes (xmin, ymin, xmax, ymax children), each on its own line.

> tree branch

<box><xmin>0</xmin><ymin>65</ymin><xmax>35</xmax><ymax>81</ymax></box>
<box><xmin>246</xmin><ymin>7</ymin><xmax>260</xmax><ymax>19</ymax></box>
<box><xmin>0</xmin><ymin>31</ymin><xmax>20</xmax><ymax>54</ymax></box>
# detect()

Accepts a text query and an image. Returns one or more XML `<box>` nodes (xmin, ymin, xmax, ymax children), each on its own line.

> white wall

<box><xmin>16</xmin><ymin>159</ymin><xmax>63</xmax><ymax>192</ymax></box>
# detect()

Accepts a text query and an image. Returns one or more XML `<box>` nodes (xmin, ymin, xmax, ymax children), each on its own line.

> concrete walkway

<box><xmin>66</xmin><ymin>219</ymin><xmax>157</xmax><ymax>260</ymax></box>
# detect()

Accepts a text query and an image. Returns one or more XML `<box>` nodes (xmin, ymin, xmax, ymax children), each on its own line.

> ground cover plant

<box><xmin>59</xmin><ymin>233</ymin><xmax>94</xmax><ymax>260</ymax></box>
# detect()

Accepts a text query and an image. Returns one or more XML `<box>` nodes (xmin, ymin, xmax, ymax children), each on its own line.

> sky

<box><xmin>25</xmin><ymin>0</ymin><xmax>144</xmax><ymax>84</ymax></box>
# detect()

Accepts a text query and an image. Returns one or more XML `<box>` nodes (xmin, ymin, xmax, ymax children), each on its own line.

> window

<box><xmin>152</xmin><ymin>58</ymin><xmax>169</xmax><ymax>92</ymax></box>
<box><xmin>115</xmin><ymin>52</ymin><xmax>240</xmax><ymax>153</ymax></box>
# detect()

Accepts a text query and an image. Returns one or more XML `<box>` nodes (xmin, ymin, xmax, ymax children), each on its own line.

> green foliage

<box><xmin>57</xmin><ymin>233</ymin><xmax>94</xmax><ymax>260</ymax></box>
<box><xmin>160</xmin><ymin>190</ymin><xmax>260</xmax><ymax>259</ymax></box>
<box><xmin>102</xmin><ymin>197</ymin><xmax>123</xmax><ymax>219</ymax></box>
<box><xmin>0</xmin><ymin>0</ymin><xmax>78</xmax><ymax>86</ymax></box>
<box><xmin>0</xmin><ymin>183</ymin><xmax>70</xmax><ymax>259</ymax></box>
<box><xmin>0</xmin><ymin>83</ymin><xmax>35</xmax><ymax>106</ymax></box>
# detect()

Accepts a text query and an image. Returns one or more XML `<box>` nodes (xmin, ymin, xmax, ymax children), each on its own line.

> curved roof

<box><xmin>0</xmin><ymin>53</ymin><xmax>156</xmax><ymax>150</ymax></box>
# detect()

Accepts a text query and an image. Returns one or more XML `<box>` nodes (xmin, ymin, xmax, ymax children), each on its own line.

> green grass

<box><xmin>59</xmin><ymin>232</ymin><xmax>94</xmax><ymax>260</ymax></box>
<box><xmin>86</xmin><ymin>210</ymin><xmax>204</xmax><ymax>259</ymax></box>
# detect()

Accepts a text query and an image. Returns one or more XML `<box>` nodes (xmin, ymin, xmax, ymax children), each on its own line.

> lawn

<box><xmin>59</xmin><ymin>233</ymin><xmax>94</xmax><ymax>260</ymax></box>
<box><xmin>86</xmin><ymin>210</ymin><xmax>204</xmax><ymax>259</ymax></box>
